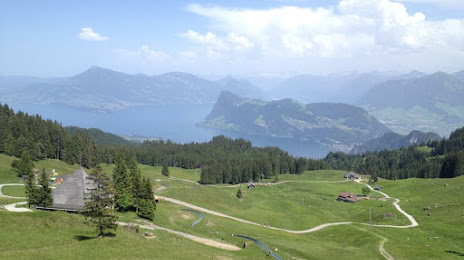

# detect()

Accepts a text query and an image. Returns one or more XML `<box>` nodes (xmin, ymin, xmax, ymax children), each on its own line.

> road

<box><xmin>0</xmin><ymin>183</ymin><xmax>26</xmax><ymax>199</ymax></box>
<box><xmin>117</xmin><ymin>221</ymin><xmax>240</xmax><ymax>251</ymax></box>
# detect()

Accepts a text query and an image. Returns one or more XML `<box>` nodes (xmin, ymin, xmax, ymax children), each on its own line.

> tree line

<box><xmin>1</xmin><ymin>103</ymin><xmax>329</xmax><ymax>185</ymax></box>
<box><xmin>324</xmin><ymin>127</ymin><xmax>464</xmax><ymax>179</ymax></box>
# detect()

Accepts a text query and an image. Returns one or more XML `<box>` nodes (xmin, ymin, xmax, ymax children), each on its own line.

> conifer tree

<box><xmin>236</xmin><ymin>188</ymin><xmax>243</xmax><ymax>199</ymax></box>
<box><xmin>36</xmin><ymin>168</ymin><xmax>53</xmax><ymax>207</ymax></box>
<box><xmin>129</xmin><ymin>157</ymin><xmax>143</xmax><ymax>213</ymax></box>
<box><xmin>113</xmin><ymin>154</ymin><xmax>132</xmax><ymax>211</ymax></box>
<box><xmin>82</xmin><ymin>165</ymin><xmax>117</xmax><ymax>237</ymax></box>
<box><xmin>138</xmin><ymin>177</ymin><xmax>156</xmax><ymax>220</ymax></box>
<box><xmin>162</xmin><ymin>164</ymin><xmax>169</xmax><ymax>177</ymax></box>
<box><xmin>20</xmin><ymin>150</ymin><xmax>38</xmax><ymax>207</ymax></box>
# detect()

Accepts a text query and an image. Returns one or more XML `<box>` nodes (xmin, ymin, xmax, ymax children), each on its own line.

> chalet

<box><xmin>337</xmin><ymin>192</ymin><xmax>358</xmax><ymax>202</ymax></box>
<box><xmin>344</xmin><ymin>171</ymin><xmax>359</xmax><ymax>179</ymax></box>
<box><xmin>247</xmin><ymin>183</ymin><xmax>256</xmax><ymax>189</ymax></box>
<box><xmin>36</xmin><ymin>168</ymin><xmax>91</xmax><ymax>212</ymax></box>
<box><xmin>374</xmin><ymin>185</ymin><xmax>383</xmax><ymax>191</ymax></box>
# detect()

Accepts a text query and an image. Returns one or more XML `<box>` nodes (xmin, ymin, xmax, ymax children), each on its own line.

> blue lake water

<box><xmin>7</xmin><ymin>103</ymin><xmax>330</xmax><ymax>158</ymax></box>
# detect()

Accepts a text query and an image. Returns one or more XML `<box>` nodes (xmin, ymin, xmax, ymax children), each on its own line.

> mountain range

<box><xmin>350</xmin><ymin>130</ymin><xmax>441</xmax><ymax>154</ymax></box>
<box><xmin>198</xmin><ymin>91</ymin><xmax>391</xmax><ymax>151</ymax></box>
<box><xmin>359</xmin><ymin>71</ymin><xmax>464</xmax><ymax>135</ymax></box>
<box><xmin>0</xmin><ymin>66</ymin><xmax>262</xmax><ymax>111</ymax></box>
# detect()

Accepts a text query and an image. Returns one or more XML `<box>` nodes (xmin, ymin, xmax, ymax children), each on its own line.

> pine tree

<box><xmin>20</xmin><ymin>150</ymin><xmax>38</xmax><ymax>207</ymax></box>
<box><xmin>138</xmin><ymin>177</ymin><xmax>156</xmax><ymax>220</ymax></box>
<box><xmin>36</xmin><ymin>168</ymin><xmax>53</xmax><ymax>207</ymax></box>
<box><xmin>17</xmin><ymin>150</ymin><xmax>34</xmax><ymax>178</ymax></box>
<box><xmin>82</xmin><ymin>165</ymin><xmax>117</xmax><ymax>237</ymax></box>
<box><xmin>129</xmin><ymin>157</ymin><xmax>143</xmax><ymax>213</ymax></box>
<box><xmin>162</xmin><ymin>164</ymin><xmax>169</xmax><ymax>177</ymax></box>
<box><xmin>113</xmin><ymin>154</ymin><xmax>132</xmax><ymax>211</ymax></box>
<box><xmin>236</xmin><ymin>188</ymin><xmax>243</xmax><ymax>199</ymax></box>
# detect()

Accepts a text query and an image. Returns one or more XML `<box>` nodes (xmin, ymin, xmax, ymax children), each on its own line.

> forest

<box><xmin>0</xmin><ymin>103</ymin><xmax>328</xmax><ymax>184</ymax></box>
<box><xmin>324</xmin><ymin>127</ymin><xmax>464</xmax><ymax>179</ymax></box>
<box><xmin>1</xmin><ymin>103</ymin><xmax>462</xmax><ymax>183</ymax></box>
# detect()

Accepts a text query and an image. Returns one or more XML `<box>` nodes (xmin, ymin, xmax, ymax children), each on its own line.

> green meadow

<box><xmin>1</xmin><ymin>153</ymin><xmax>464</xmax><ymax>259</ymax></box>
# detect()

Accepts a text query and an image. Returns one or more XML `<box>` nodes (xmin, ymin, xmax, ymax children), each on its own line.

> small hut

<box><xmin>247</xmin><ymin>183</ymin><xmax>256</xmax><ymax>189</ymax></box>
<box><xmin>374</xmin><ymin>185</ymin><xmax>383</xmax><ymax>190</ymax></box>
<box><xmin>344</xmin><ymin>171</ymin><xmax>359</xmax><ymax>179</ymax></box>
<box><xmin>337</xmin><ymin>192</ymin><xmax>358</xmax><ymax>202</ymax></box>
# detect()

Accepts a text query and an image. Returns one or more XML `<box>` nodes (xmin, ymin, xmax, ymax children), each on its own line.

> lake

<box><xmin>7</xmin><ymin>103</ymin><xmax>330</xmax><ymax>158</ymax></box>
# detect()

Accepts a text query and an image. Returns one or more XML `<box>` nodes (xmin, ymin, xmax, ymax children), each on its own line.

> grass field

<box><xmin>1</xmin><ymin>186</ymin><xmax>25</xmax><ymax>197</ymax></box>
<box><xmin>1</xmin><ymin>153</ymin><xmax>464</xmax><ymax>259</ymax></box>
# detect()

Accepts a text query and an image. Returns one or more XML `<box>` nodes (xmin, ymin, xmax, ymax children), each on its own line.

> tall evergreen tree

<box><xmin>162</xmin><ymin>164</ymin><xmax>169</xmax><ymax>177</ymax></box>
<box><xmin>17</xmin><ymin>150</ymin><xmax>34</xmax><ymax>179</ymax></box>
<box><xmin>129</xmin><ymin>157</ymin><xmax>143</xmax><ymax>213</ymax></box>
<box><xmin>113</xmin><ymin>154</ymin><xmax>132</xmax><ymax>211</ymax></box>
<box><xmin>81</xmin><ymin>165</ymin><xmax>117</xmax><ymax>237</ymax></box>
<box><xmin>138</xmin><ymin>177</ymin><xmax>156</xmax><ymax>220</ymax></box>
<box><xmin>20</xmin><ymin>150</ymin><xmax>38</xmax><ymax>207</ymax></box>
<box><xmin>36</xmin><ymin>168</ymin><xmax>53</xmax><ymax>207</ymax></box>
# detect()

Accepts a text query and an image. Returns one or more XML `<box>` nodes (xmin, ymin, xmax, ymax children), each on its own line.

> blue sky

<box><xmin>1</xmin><ymin>0</ymin><xmax>463</xmax><ymax>77</ymax></box>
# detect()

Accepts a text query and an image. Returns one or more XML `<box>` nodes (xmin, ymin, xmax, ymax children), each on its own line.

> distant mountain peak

<box><xmin>74</xmin><ymin>66</ymin><xmax>128</xmax><ymax>79</ymax></box>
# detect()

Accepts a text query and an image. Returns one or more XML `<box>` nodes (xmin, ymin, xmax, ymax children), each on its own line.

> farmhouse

<box><xmin>247</xmin><ymin>183</ymin><xmax>256</xmax><ymax>189</ymax></box>
<box><xmin>337</xmin><ymin>192</ymin><xmax>359</xmax><ymax>202</ymax></box>
<box><xmin>374</xmin><ymin>185</ymin><xmax>383</xmax><ymax>190</ymax></box>
<box><xmin>344</xmin><ymin>171</ymin><xmax>359</xmax><ymax>179</ymax></box>
<box><xmin>36</xmin><ymin>168</ymin><xmax>91</xmax><ymax>212</ymax></box>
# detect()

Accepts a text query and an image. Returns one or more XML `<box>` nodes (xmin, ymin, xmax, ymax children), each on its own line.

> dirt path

<box><xmin>379</xmin><ymin>237</ymin><xmax>394</xmax><ymax>260</ymax></box>
<box><xmin>158</xmin><ymin>181</ymin><xmax>418</xmax><ymax>234</ymax></box>
<box><xmin>4</xmin><ymin>202</ymin><xmax>32</xmax><ymax>212</ymax></box>
<box><xmin>158</xmin><ymin>195</ymin><xmax>354</xmax><ymax>234</ymax></box>
<box><xmin>117</xmin><ymin>221</ymin><xmax>240</xmax><ymax>251</ymax></box>
<box><xmin>355</xmin><ymin>180</ymin><xmax>419</xmax><ymax>228</ymax></box>
<box><xmin>0</xmin><ymin>183</ymin><xmax>26</xmax><ymax>199</ymax></box>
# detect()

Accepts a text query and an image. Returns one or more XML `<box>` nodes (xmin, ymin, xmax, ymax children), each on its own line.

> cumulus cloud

<box><xmin>115</xmin><ymin>45</ymin><xmax>171</xmax><ymax>61</ymax></box>
<box><xmin>78</xmin><ymin>27</ymin><xmax>108</xmax><ymax>41</ymax></box>
<box><xmin>180</xmin><ymin>29</ymin><xmax>254</xmax><ymax>58</ymax></box>
<box><xmin>186</xmin><ymin>0</ymin><xmax>464</xmax><ymax>59</ymax></box>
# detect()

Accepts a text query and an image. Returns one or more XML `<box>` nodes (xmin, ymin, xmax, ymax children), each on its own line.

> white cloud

<box><xmin>78</xmin><ymin>27</ymin><xmax>108</xmax><ymax>41</ymax></box>
<box><xmin>114</xmin><ymin>45</ymin><xmax>171</xmax><ymax>62</ymax></box>
<box><xmin>186</xmin><ymin>1</ymin><xmax>464</xmax><ymax>60</ymax></box>
<box><xmin>180</xmin><ymin>29</ymin><xmax>254</xmax><ymax>58</ymax></box>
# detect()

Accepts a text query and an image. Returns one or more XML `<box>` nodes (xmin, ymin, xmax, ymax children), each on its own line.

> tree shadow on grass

<box><xmin>73</xmin><ymin>235</ymin><xmax>97</xmax><ymax>241</ymax></box>
<box><xmin>446</xmin><ymin>251</ymin><xmax>464</xmax><ymax>257</ymax></box>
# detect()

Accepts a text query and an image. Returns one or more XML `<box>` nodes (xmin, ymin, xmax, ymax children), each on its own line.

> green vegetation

<box><xmin>325</xmin><ymin>127</ymin><xmax>464</xmax><ymax>180</ymax></box>
<box><xmin>36</xmin><ymin>168</ymin><xmax>53</xmax><ymax>207</ymax></box>
<box><xmin>0</xmin><ymin>211</ymin><xmax>245</xmax><ymax>260</ymax></box>
<box><xmin>66</xmin><ymin>126</ymin><xmax>135</xmax><ymax>146</ymax></box>
<box><xmin>82</xmin><ymin>165</ymin><xmax>117</xmax><ymax>237</ymax></box>
<box><xmin>199</xmin><ymin>91</ymin><xmax>391</xmax><ymax>146</ymax></box>
<box><xmin>1</xmin><ymin>155</ymin><xmax>464</xmax><ymax>259</ymax></box>
<box><xmin>1</xmin><ymin>185</ymin><xmax>25</xmax><ymax>197</ymax></box>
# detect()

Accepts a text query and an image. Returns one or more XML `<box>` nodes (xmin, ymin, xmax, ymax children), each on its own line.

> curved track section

<box><xmin>182</xmin><ymin>209</ymin><xmax>204</xmax><ymax>227</ymax></box>
<box><xmin>233</xmin><ymin>234</ymin><xmax>283</xmax><ymax>260</ymax></box>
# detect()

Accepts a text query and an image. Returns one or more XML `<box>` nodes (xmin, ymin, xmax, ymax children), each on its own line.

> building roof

<box><xmin>50</xmin><ymin>168</ymin><xmax>89</xmax><ymax>211</ymax></box>
<box><xmin>337</xmin><ymin>192</ymin><xmax>358</xmax><ymax>202</ymax></box>
<box><xmin>344</xmin><ymin>171</ymin><xmax>359</xmax><ymax>178</ymax></box>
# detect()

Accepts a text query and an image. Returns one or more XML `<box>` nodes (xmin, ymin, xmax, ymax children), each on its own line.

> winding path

<box><xmin>2</xmin><ymin>179</ymin><xmax>418</xmax><ymax>259</ymax></box>
<box><xmin>182</xmin><ymin>209</ymin><xmax>204</xmax><ymax>227</ymax></box>
<box><xmin>233</xmin><ymin>234</ymin><xmax>283</xmax><ymax>260</ymax></box>
<box><xmin>117</xmin><ymin>221</ymin><xmax>240</xmax><ymax>251</ymax></box>
<box><xmin>0</xmin><ymin>183</ymin><xmax>26</xmax><ymax>199</ymax></box>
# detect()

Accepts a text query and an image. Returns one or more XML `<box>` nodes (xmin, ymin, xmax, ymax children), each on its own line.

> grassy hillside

<box><xmin>1</xmin><ymin>155</ymin><xmax>464</xmax><ymax>259</ymax></box>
